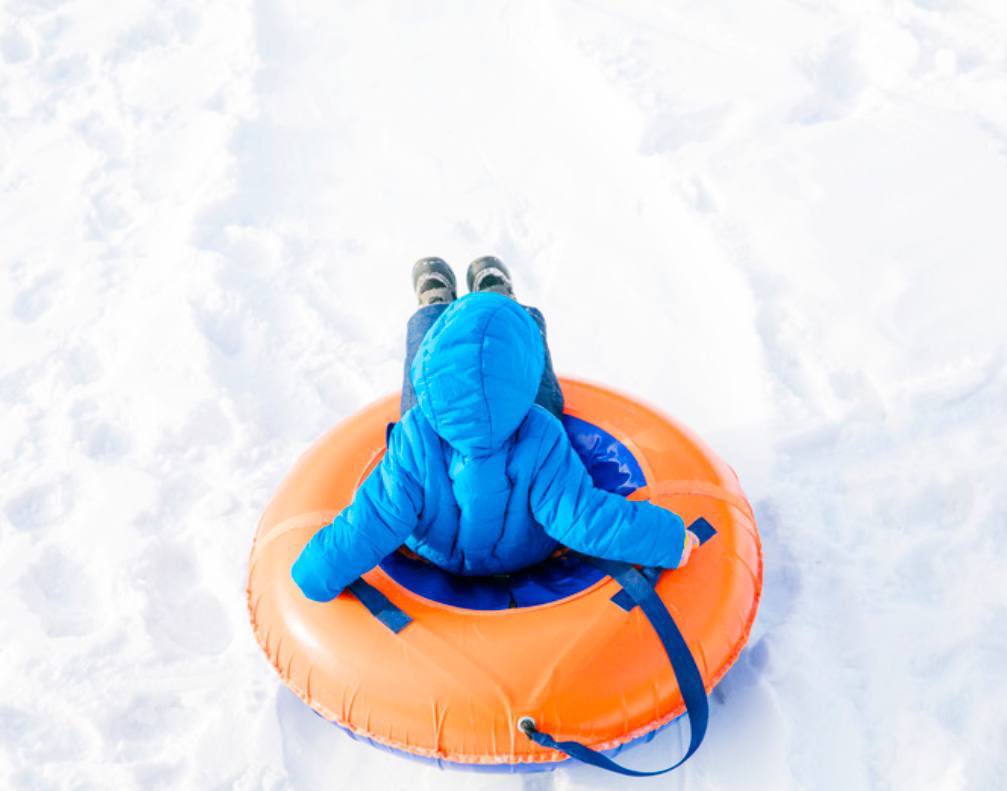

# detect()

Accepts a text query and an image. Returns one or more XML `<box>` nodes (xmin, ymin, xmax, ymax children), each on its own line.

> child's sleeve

<box><xmin>529</xmin><ymin>418</ymin><xmax>688</xmax><ymax>568</ymax></box>
<box><xmin>290</xmin><ymin>420</ymin><xmax>424</xmax><ymax>602</ymax></box>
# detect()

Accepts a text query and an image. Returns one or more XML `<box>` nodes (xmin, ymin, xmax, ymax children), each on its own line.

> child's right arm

<box><xmin>291</xmin><ymin>420</ymin><xmax>424</xmax><ymax>602</ymax></box>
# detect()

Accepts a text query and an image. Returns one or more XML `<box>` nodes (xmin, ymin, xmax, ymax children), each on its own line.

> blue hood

<box><xmin>410</xmin><ymin>293</ymin><xmax>545</xmax><ymax>457</ymax></box>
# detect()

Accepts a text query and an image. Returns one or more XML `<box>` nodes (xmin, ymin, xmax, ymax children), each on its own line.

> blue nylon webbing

<box><xmin>611</xmin><ymin>517</ymin><xmax>716</xmax><ymax>611</ymax></box>
<box><xmin>688</xmin><ymin>516</ymin><xmax>717</xmax><ymax>544</ymax></box>
<box><xmin>522</xmin><ymin>552</ymin><xmax>712</xmax><ymax>777</ymax></box>
<box><xmin>347</xmin><ymin>578</ymin><xmax>412</xmax><ymax>633</ymax></box>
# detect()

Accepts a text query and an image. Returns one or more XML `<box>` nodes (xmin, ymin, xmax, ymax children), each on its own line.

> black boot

<box><xmin>412</xmin><ymin>257</ymin><xmax>457</xmax><ymax>306</ymax></box>
<box><xmin>467</xmin><ymin>256</ymin><xmax>514</xmax><ymax>298</ymax></box>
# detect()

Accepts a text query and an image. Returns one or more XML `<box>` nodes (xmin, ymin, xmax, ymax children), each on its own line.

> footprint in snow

<box><xmin>58</xmin><ymin>340</ymin><xmax>104</xmax><ymax>386</ymax></box>
<box><xmin>132</xmin><ymin>760</ymin><xmax>187</xmax><ymax>789</ymax></box>
<box><xmin>0</xmin><ymin>705</ymin><xmax>89</xmax><ymax>766</ymax></box>
<box><xmin>639</xmin><ymin>103</ymin><xmax>732</xmax><ymax>156</ymax></box>
<box><xmin>71</xmin><ymin>399</ymin><xmax>131</xmax><ymax>461</ymax></box>
<box><xmin>75</xmin><ymin>112</ymin><xmax>128</xmax><ymax>163</ymax></box>
<box><xmin>145</xmin><ymin>589</ymin><xmax>233</xmax><ymax>657</ymax></box>
<box><xmin>1</xmin><ymin>26</ymin><xmax>36</xmax><ymax>64</ymax></box>
<box><xmin>41</xmin><ymin>53</ymin><xmax>91</xmax><ymax>89</ymax></box>
<box><xmin>12</xmin><ymin>271</ymin><xmax>60</xmax><ymax>324</ymax></box>
<box><xmin>714</xmin><ymin>635</ymin><xmax>773</xmax><ymax>706</ymax></box>
<box><xmin>86</xmin><ymin>185</ymin><xmax>135</xmax><ymax>239</ymax></box>
<box><xmin>135</xmin><ymin>540</ymin><xmax>233</xmax><ymax>656</ymax></box>
<box><xmin>100</xmin><ymin>692</ymin><xmax>188</xmax><ymax>762</ymax></box>
<box><xmin>191</xmin><ymin>293</ymin><xmax>245</xmax><ymax>358</ymax></box>
<box><xmin>5</xmin><ymin>479</ymin><xmax>74</xmax><ymax>533</ymax></box>
<box><xmin>18</xmin><ymin>547</ymin><xmax>102</xmax><ymax>637</ymax></box>
<box><xmin>753</xmin><ymin>498</ymin><xmax>803</xmax><ymax>631</ymax></box>
<box><xmin>704</xmin><ymin>635</ymin><xmax>794</xmax><ymax>787</ymax></box>
<box><xmin>167</xmin><ymin>399</ymin><xmax>234</xmax><ymax>453</ymax></box>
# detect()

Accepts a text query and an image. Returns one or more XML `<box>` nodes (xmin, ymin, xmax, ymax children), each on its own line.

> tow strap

<box><xmin>519</xmin><ymin>516</ymin><xmax>716</xmax><ymax>776</ymax></box>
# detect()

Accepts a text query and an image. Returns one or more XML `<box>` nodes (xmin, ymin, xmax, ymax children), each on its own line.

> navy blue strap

<box><xmin>521</xmin><ymin>555</ymin><xmax>710</xmax><ymax>776</ymax></box>
<box><xmin>611</xmin><ymin>517</ymin><xmax>716</xmax><ymax>611</ymax></box>
<box><xmin>347</xmin><ymin>578</ymin><xmax>412</xmax><ymax>633</ymax></box>
<box><xmin>688</xmin><ymin>516</ymin><xmax>717</xmax><ymax>544</ymax></box>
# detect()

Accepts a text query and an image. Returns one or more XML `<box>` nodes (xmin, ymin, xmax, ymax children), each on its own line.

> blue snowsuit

<box><xmin>291</xmin><ymin>293</ymin><xmax>688</xmax><ymax>602</ymax></box>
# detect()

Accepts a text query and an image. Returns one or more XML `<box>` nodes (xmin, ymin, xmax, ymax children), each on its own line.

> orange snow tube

<box><xmin>247</xmin><ymin>378</ymin><xmax>762</xmax><ymax>770</ymax></box>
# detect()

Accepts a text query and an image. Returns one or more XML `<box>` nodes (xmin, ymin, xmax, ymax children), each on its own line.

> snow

<box><xmin>2</xmin><ymin>0</ymin><xmax>1006</xmax><ymax>788</ymax></box>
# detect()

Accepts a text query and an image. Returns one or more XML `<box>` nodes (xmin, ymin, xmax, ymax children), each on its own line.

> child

<box><xmin>291</xmin><ymin>257</ymin><xmax>698</xmax><ymax>602</ymax></box>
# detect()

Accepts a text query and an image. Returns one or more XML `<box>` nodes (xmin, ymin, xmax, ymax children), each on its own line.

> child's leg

<box><xmin>402</xmin><ymin>258</ymin><xmax>457</xmax><ymax>414</ymax></box>
<box><xmin>401</xmin><ymin>303</ymin><xmax>450</xmax><ymax>414</ymax></box>
<box><xmin>523</xmin><ymin>306</ymin><xmax>565</xmax><ymax>421</ymax></box>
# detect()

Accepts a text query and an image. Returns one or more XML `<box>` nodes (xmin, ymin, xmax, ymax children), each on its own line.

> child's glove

<box><xmin>678</xmin><ymin>529</ymin><xmax>701</xmax><ymax>568</ymax></box>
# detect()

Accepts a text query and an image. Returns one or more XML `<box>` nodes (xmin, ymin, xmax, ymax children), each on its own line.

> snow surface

<box><xmin>2</xmin><ymin>0</ymin><xmax>1006</xmax><ymax>789</ymax></box>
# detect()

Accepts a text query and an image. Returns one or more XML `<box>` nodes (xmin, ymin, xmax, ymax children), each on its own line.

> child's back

<box><xmin>292</xmin><ymin>293</ymin><xmax>689</xmax><ymax>602</ymax></box>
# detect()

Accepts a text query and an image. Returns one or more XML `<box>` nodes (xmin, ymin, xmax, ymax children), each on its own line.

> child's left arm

<box><xmin>529</xmin><ymin>417</ymin><xmax>690</xmax><ymax>569</ymax></box>
<box><xmin>291</xmin><ymin>421</ymin><xmax>424</xmax><ymax>602</ymax></box>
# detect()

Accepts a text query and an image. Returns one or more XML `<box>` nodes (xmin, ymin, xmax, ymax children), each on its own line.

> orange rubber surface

<box><xmin>247</xmin><ymin>378</ymin><xmax>762</xmax><ymax>766</ymax></box>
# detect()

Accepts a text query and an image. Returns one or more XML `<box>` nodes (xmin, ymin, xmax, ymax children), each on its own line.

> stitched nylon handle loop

<box><xmin>347</xmin><ymin>578</ymin><xmax>412</xmax><ymax>633</ymax></box>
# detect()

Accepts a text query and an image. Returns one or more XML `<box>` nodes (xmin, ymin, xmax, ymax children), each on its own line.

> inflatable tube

<box><xmin>247</xmin><ymin>378</ymin><xmax>762</xmax><ymax>770</ymax></box>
